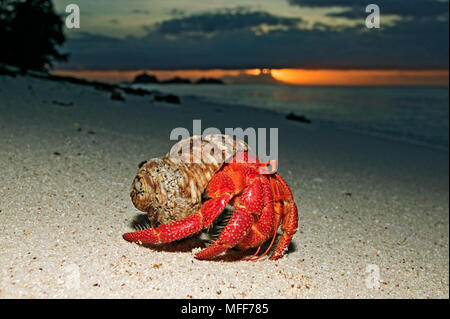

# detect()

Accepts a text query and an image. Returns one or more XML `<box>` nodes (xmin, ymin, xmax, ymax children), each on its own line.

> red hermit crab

<box><xmin>123</xmin><ymin>135</ymin><xmax>298</xmax><ymax>260</ymax></box>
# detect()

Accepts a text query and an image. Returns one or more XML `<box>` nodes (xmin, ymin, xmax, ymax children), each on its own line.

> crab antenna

<box><xmin>242</xmin><ymin>246</ymin><xmax>262</xmax><ymax>261</ymax></box>
<box><xmin>249</xmin><ymin>230</ymin><xmax>278</xmax><ymax>261</ymax></box>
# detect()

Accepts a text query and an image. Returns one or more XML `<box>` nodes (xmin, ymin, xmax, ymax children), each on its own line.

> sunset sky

<box><xmin>52</xmin><ymin>0</ymin><xmax>449</xmax><ymax>85</ymax></box>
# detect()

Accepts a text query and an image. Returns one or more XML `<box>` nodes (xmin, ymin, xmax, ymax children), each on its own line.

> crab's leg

<box><xmin>122</xmin><ymin>193</ymin><xmax>232</xmax><ymax>243</ymax></box>
<box><xmin>236</xmin><ymin>177</ymin><xmax>275</xmax><ymax>251</ymax></box>
<box><xmin>239</xmin><ymin>187</ymin><xmax>281</xmax><ymax>261</ymax></box>
<box><xmin>195</xmin><ymin>176</ymin><xmax>270</xmax><ymax>260</ymax></box>
<box><xmin>270</xmin><ymin>200</ymin><xmax>298</xmax><ymax>260</ymax></box>
<box><xmin>269</xmin><ymin>173</ymin><xmax>298</xmax><ymax>260</ymax></box>
<box><xmin>194</xmin><ymin>207</ymin><xmax>254</xmax><ymax>259</ymax></box>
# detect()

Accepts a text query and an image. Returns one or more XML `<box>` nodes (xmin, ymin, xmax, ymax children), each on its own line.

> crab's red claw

<box><xmin>123</xmin><ymin>228</ymin><xmax>159</xmax><ymax>243</ymax></box>
<box><xmin>123</xmin><ymin>194</ymin><xmax>232</xmax><ymax>244</ymax></box>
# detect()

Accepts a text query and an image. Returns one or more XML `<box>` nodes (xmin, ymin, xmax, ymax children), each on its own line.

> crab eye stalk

<box><xmin>259</xmin><ymin>160</ymin><xmax>277</xmax><ymax>174</ymax></box>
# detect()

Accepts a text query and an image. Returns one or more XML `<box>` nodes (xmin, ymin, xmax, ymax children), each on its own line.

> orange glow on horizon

<box><xmin>245</xmin><ymin>69</ymin><xmax>262</xmax><ymax>76</ymax></box>
<box><xmin>53</xmin><ymin>68</ymin><xmax>449</xmax><ymax>86</ymax></box>
<box><xmin>271</xmin><ymin>69</ymin><xmax>449</xmax><ymax>86</ymax></box>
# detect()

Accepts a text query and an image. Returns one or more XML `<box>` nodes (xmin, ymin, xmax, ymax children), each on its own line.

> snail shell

<box><xmin>130</xmin><ymin>135</ymin><xmax>249</xmax><ymax>225</ymax></box>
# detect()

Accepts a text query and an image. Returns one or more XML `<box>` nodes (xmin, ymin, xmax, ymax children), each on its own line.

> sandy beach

<box><xmin>0</xmin><ymin>74</ymin><xmax>448</xmax><ymax>299</ymax></box>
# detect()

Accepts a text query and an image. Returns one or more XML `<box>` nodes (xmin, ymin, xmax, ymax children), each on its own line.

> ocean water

<box><xmin>135</xmin><ymin>84</ymin><xmax>449</xmax><ymax>151</ymax></box>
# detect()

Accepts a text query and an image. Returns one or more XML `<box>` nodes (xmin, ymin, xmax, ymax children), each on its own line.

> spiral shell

<box><xmin>130</xmin><ymin>135</ymin><xmax>249</xmax><ymax>225</ymax></box>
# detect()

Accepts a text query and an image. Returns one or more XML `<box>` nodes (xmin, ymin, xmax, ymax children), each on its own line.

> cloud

<box><xmin>288</xmin><ymin>0</ymin><xmax>449</xmax><ymax>19</ymax></box>
<box><xmin>59</xmin><ymin>8</ymin><xmax>448</xmax><ymax>70</ymax></box>
<box><xmin>131</xmin><ymin>9</ymin><xmax>151</xmax><ymax>15</ymax></box>
<box><xmin>169</xmin><ymin>8</ymin><xmax>186</xmax><ymax>17</ymax></box>
<box><xmin>152</xmin><ymin>8</ymin><xmax>303</xmax><ymax>36</ymax></box>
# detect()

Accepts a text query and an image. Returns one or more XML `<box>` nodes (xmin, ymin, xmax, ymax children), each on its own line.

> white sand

<box><xmin>0</xmin><ymin>74</ymin><xmax>448</xmax><ymax>298</ymax></box>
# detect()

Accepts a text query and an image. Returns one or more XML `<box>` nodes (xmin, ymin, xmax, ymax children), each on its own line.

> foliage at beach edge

<box><xmin>0</xmin><ymin>0</ymin><xmax>67</xmax><ymax>71</ymax></box>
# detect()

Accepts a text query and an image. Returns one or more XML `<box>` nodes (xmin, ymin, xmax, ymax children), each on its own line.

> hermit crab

<box><xmin>123</xmin><ymin>134</ymin><xmax>298</xmax><ymax>260</ymax></box>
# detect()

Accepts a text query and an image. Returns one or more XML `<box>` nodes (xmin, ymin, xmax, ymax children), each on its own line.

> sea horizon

<box><xmin>51</xmin><ymin>68</ymin><xmax>450</xmax><ymax>87</ymax></box>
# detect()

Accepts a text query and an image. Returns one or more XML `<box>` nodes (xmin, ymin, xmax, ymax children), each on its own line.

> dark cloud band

<box><xmin>288</xmin><ymin>0</ymin><xmax>449</xmax><ymax>19</ymax></box>
<box><xmin>59</xmin><ymin>6</ymin><xmax>448</xmax><ymax>70</ymax></box>
<box><xmin>153</xmin><ymin>8</ymin><xmax>303</xmax><ymax>35</ymax></box>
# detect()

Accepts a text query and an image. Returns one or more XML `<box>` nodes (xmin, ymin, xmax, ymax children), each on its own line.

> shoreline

<box><xmin>128</xmin><ymin>82</ymin><xmax>449</xmax><ymax>153</ymax></box>
<box><xmin>0</xmin><ymin>73</ymin><xmax>448</xmax><ymax>298</ymax></box>
<box><xmin>180</xmin><ymin>94</ymin><xmax>450</xmax><ymax>154</ymax></box>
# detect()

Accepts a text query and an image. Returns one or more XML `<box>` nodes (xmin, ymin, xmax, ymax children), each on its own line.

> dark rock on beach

<box><xmin>286</xmin><ymin>112</ymin><xmax>312</xmax><ymax>124</ymax></box>
<box><xmin>154</xmin><ymin>94</ymin><xmax>181</xmax><ymax>104</ymax></box>
<box><xmin>165</xmin><ymin>94</ymin><xmax>181</xmax><ymax>104</ymax></box>
<box><xmin>122</xmin><ymin>87</ymin><xmax>153</xmax><ymax>96</ymax></box>
<box><xmin>110</xmin><ymin>90</ymin><xmax>125</xmax><ymax>102</ymax></box>
<box><xmin>51</xmin><ymin>100</ymin><xmax>73</xmax><ymax>107</ymax></box>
